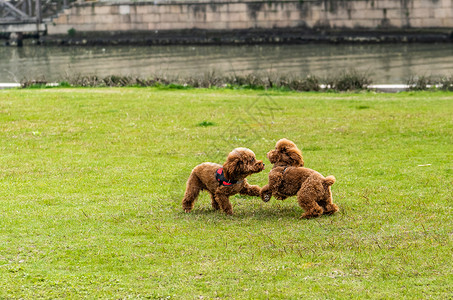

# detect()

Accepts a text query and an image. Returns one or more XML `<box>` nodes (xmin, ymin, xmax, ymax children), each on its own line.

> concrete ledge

<box><xmin>0</xmin><ymin>23</ymin><xmax>46</xmax><ymax>33</ymax></box>
<box><xmin>40</xmin><ymin>27</ymin><xmax>453</xmax><ymax>45</ymax></box>
<box><xmin>368</xmin><ymin>84</ymin><xmax>410</xmax><ymax>93</ymax></box>
<box><xmin>0</xmin><ymin>83</ymin><xmax>21</xmax><ymax>89</ymax></box>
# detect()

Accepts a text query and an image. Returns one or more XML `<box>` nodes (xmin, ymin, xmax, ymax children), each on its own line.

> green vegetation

<box><xmin>1</xmin><ymin>88</ymin><xmax>452</xmax><ymax>298</ymax></box>
<box><xmin>20</xmin><ymin>70</ymin><xmax>358</xmax><ymax>91</ymax></box>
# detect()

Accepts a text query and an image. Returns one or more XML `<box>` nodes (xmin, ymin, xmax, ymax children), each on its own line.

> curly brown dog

<box><xmin>182</xmin><ymin>148</ymin><xmax>265</xmax><ymax>215</ymax></box>
<box><xmin>260</xmin><ymin>138</ymin><xmax>339</xmax><ymax>219</ymax></box>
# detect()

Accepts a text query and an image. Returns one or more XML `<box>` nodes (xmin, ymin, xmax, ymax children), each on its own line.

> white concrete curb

<box><xmin>0</xmin><ymin>83</ymin><xmax>21</xmax><ymax>89</ymax></box>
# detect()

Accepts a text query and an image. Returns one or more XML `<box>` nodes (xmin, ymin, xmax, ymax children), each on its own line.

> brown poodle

<box><xmin>260</xmin><ymin>138</ymin><xmax>339</xmax><ymax>219</ymax></box>
<box><xmin>182</xmin><ymin>148</ymin><xmax>265</xmax><ymax>215</ymax></box>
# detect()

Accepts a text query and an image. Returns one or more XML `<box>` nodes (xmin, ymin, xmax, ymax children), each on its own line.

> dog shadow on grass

<box><xmin>176</xmin><ymin>196</ymin><xmax>342</xmax><ymax>221</ymax></box>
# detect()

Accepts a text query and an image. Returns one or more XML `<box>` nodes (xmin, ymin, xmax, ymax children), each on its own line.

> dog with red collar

<box><xmin>182</xmin><ymin>148</ymin><xmax>265</xmax><ymax>215</ymax></box>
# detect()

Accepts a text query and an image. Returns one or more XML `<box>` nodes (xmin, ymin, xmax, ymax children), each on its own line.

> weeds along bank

<box><xmin>43</xmin><ymin>0</ymin><xmax>453</xmax><ymax>45</ymax></box>
<box><xmin>20</xmin><ymin>71</ymin><xmax>453</xmax><ymax>92</ymax></box>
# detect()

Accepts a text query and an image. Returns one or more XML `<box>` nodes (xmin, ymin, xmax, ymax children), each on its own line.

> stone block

<box><xmin>441</xmin><ymin>0</ymin><xmax>452</xmax><ymax>8</ymax></box>
<box><xmin>434</xmin><ymin>8</ymin><xmax>449</xmax><ymax>18</ymax></box>
<box><xmin>132</xmin><ymin>23</ymin><xmax>149</xmax><ymax>31</ymax></box>
<box><xmin>203</xmin><ymin>21</ymin><xmax>229</xmax><ymax>30</ymax></box>
<box><xmin>417</xmin><ymin>18</ymin><xmax>443</xmax><ymax>27</ymax></box>
<box><xmin>310</xmin><ymin>8</ymin><xmax>322</xmax><ymax>21</ymax></box>
<box><xmin>119</xmin><ymin>5</ymin><xmax>130</xmax><ymax>15</ymax></box>
<box><xmin>352</xmin><ymin>19</ymin><xmax>377</xmax><ymax>28</ymax></box>
<box><xmin>116</xmin><ymin>23</ymin><xmax>132</xmax><ymax>31</ymax></box>
<box><xmin>350</xmin><ymin>1</ymin><xmax>368</xmax><ymax>10</ymax></box>
<box><xmin>169</xmin><ymin>4</ymin><xmax>182</xmax><ymax>14</ymax></box>
<box><xmin>350</xmin><ymin>9</ymin><xmax>383</xmax><ymax>20</ymax></box>
<box><xmin>155</xmin><ymin>5</ymin><xmax>170</xmax><ymax>14</ymax></box>
<box><xmin>130</xmin><ymin>14</ymin><xmax>143</xmax><ymax>24</ymax></box>
<box><xmin>109</xmin><ymin>5</ymin><xmax>118</xmax><ymax>14</ymax></box>
<box><xmin>270</xmin><ymin>9</ymin><xmax>287</xmax><ymax>22</ymax></box>
<box><xmin>204</xmin><ymin>12</ymin><xmax>218</xmax><ymax>22</ymax></box>
<box><xmin>120</xmin><ymin>14</ymin><xmax>131</xmax><ymax>24</ymax></box>
<box><xmin>228</xmin><ymin>3</ymin><xmax>244</xmax><ymax>13</ymax></box>
<box><xmin>385</xmin><ymin>8</ymin><xmax>403</xmax><ymax>19</ymax></box>
<box><xmin>173</xmin><ymin>22</ymin><xmax>192</xmax><ymax>29</ymax></box>
<box><xmin>82</xmin><ymin>15</ymin><xmax>96</xmax><ymax>24</ymax></box>
<box><xmin>142</xmin><ymin>14</ymin><xmax>160</xmax><ymax>23</ymax></box>
<box><xmin>147</xmin><ymin>23</ymin><xmax>157</xmax><ymax>31</ymax></box>
<box><xmin>74</xmin><ymin>24</ymin><xmax>97</xmax><ymax>32</ymax></box>
<box><xmin>155</xmin><ymin>22</ymin><xmax>173</xmax><ymax>30</ymax></box>
<box><xmin>419</xmin><ymin>0</ymin><xmax>442</xmax><ymax>9</ymax></box>
<box><xmin>333</xmin><ymin>19</ymin><xmax>354</xmax><ymax>28</ymax></box>
<box><xmin>213</xmin><ymin>3</ymin><xmax>229</xmax><ymax>13</ymax></box>
<box><xmin>95</xmin><ymin>23</ymin><xmax>116</xmax><ymax>31</ymax></box>
<box><xmin>442</xmin><ymin>17</ymin><xmax>453</xmax><ymax>26</ymax></box>
<box><xmin>146</xmin><ymin>5</ymin><xmax>158</xmax><ymax>14</ymax></box>
<box><xmin>94</xmin><ymin>5</ymin><xmax>112</xmax><ymax>15</ymax></box>
<box><xmin>53</xmin><ymin>15</ymin><xmax>68</xmax><ymax>25</ymax></box>
<box><xmin>374</xmin><ymin>0</ymin><xmax>402</xmax><ymax>9</ymax></box>
<box><xmin>220</xmin><ymin>12</ymin><xmax>234</xmax><ymax>22</ymax></box>
<box><xmin>262</xmin><ymin>10</ymin><xmax>279</xmax><ymax>22</ymax></box>
<box><xmin>133</xmin><ymin>5</ymin><xmax>147</xmax><ymax>15</ymax></box>
<box><xmin>160</xmin><ymin>13</ymin><xmax>180</xmax><ymax>23</ymax></box>
<box><xmin>275</xmin><ymin>19</ymin><xmax>292</xmax><ymax>28</ymax></box>
<box><xmin>410</xmin><ymin>7</ymin><xmax>434</xmax><ymax>18</ymax></box>
<box><xmin>226</xmin><ymin>20</ymin><xmax>246</xmax><ymax>29</ymax></box>
<box><xmin>288</xmin><ymin>10</ymin><xmax>305</xmax><ymax>22</ymax></box>
<box><xmin>96</xmin><ymin>15</ymin><xmax>121</xmax><ymax>25</ymax></box>
<box><xmin>332</xmin><ymin>8</ymin><xmax>351</xmax><ymax>20</ymax></box>
<box><xmin>67</xmin><ymin>15</ymin><xmax>83</xmax><ymax>25</ymax></box>
<box><xmin>387</xmin><ymin>18</ymin><xmax>403</xmax><ymax>27</ymax></box>
<box><xmin>47</xmin><ymin>24</ymin><xmax>71</xmax><ymax>35</ymax></box>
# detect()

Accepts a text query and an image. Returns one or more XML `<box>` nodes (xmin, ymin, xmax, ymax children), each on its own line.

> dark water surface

<box><xmin>1</xmin><ymin>43</ymin><xmax>452</xmax><ymax>83</ymax></box>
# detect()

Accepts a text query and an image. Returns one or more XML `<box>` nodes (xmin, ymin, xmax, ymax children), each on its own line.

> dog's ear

<box><xmin>287</xmin><ymin>148</ymin><xmax>304</xmax><ymax>167</ymax></box>
<box><xmin>223</xmin><ymin>156</ymin><xmax>242</xmax><ymax>180</ymax></box>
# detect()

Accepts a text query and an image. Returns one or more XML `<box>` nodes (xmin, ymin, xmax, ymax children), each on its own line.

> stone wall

<box><xmin>47</xmin><ymin>0</ymin><xmax>453</xmax><ymax>36</ymax></box>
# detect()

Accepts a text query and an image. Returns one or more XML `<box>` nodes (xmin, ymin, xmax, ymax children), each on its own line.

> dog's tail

<box><xmin>324</xmin><ymin>175</ymin><xmax>336</xmax><ymax>186</ymax></box>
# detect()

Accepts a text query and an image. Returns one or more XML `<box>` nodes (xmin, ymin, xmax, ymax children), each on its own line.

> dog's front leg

<box><xmin>260</xmin><ymin>184</ymin><xmax>272</xmax><ymax>202</ymax></box>
<box><xmin>210</xmin><ymin>192</ymin><xmax>220</xmax><ymax>210</ymax></box>
<box><xmin>214</xmin><ymin>191</ymin><xmax>233</xmax><ymax>215</ymax></box>
<box><xmin>239</xmin><ymin>181</ymin><xmax>261</xmax><ymax>197</ymax></box>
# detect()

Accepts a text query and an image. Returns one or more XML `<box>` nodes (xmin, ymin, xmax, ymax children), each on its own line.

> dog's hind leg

<box><xmin>182</xmin><ymin>173</ymin><xmax>202</xmax><ymax>213</ymax></box>
<box><xmin>321</xmin><ymin>176</ymin><xmax>338</xmax><ymax>215</ymax></box>
<box><xmin>297</xmin><ymin>176</ymin><xmax>324</xmax><ymax>219</ymax></box>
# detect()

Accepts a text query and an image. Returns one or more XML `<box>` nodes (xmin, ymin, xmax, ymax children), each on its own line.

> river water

<box><xmin>1</xmin><ymin>43</ymin><xmax>452</xmax><ymax>83</ymax></box>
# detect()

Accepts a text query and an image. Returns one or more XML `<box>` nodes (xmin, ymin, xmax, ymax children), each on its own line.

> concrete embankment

<box><xmin>40</xmin><ymin>0</ymin><xmax>453</xmax><ymax>45</ymax></box>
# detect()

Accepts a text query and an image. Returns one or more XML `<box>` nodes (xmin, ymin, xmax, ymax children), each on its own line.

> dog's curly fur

<box><xmin>182</xmin><ymin>148</ymin><xmax>265</xmax><ymax>215</ymax></box>
<box><xmin>260</xmin><ymin>138</ymin><xmax>339</xmax><ymax>219</ymax></box>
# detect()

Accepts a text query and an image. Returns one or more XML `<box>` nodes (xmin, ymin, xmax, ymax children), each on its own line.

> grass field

<box><xmin>0</xmin><ymin>88</ymin><xmax>452</xmax><ymax>298</ymax></box>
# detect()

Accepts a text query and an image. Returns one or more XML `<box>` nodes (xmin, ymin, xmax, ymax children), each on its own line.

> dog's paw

<box><xmin>262</xmin><ymin>194</ymin><xmax>271</xmax><ymax>202</ymax></box>
<box><xmin>184</xmin><ymin>208</ymin><xmax>192</xmax><ymax>213</ymax></box>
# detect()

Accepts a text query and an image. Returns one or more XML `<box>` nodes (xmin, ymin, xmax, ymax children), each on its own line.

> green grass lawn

<box><xmin>0</xmin><ymin>88</ymin><xmax>452</xmax><ymax>298</ymax></box>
